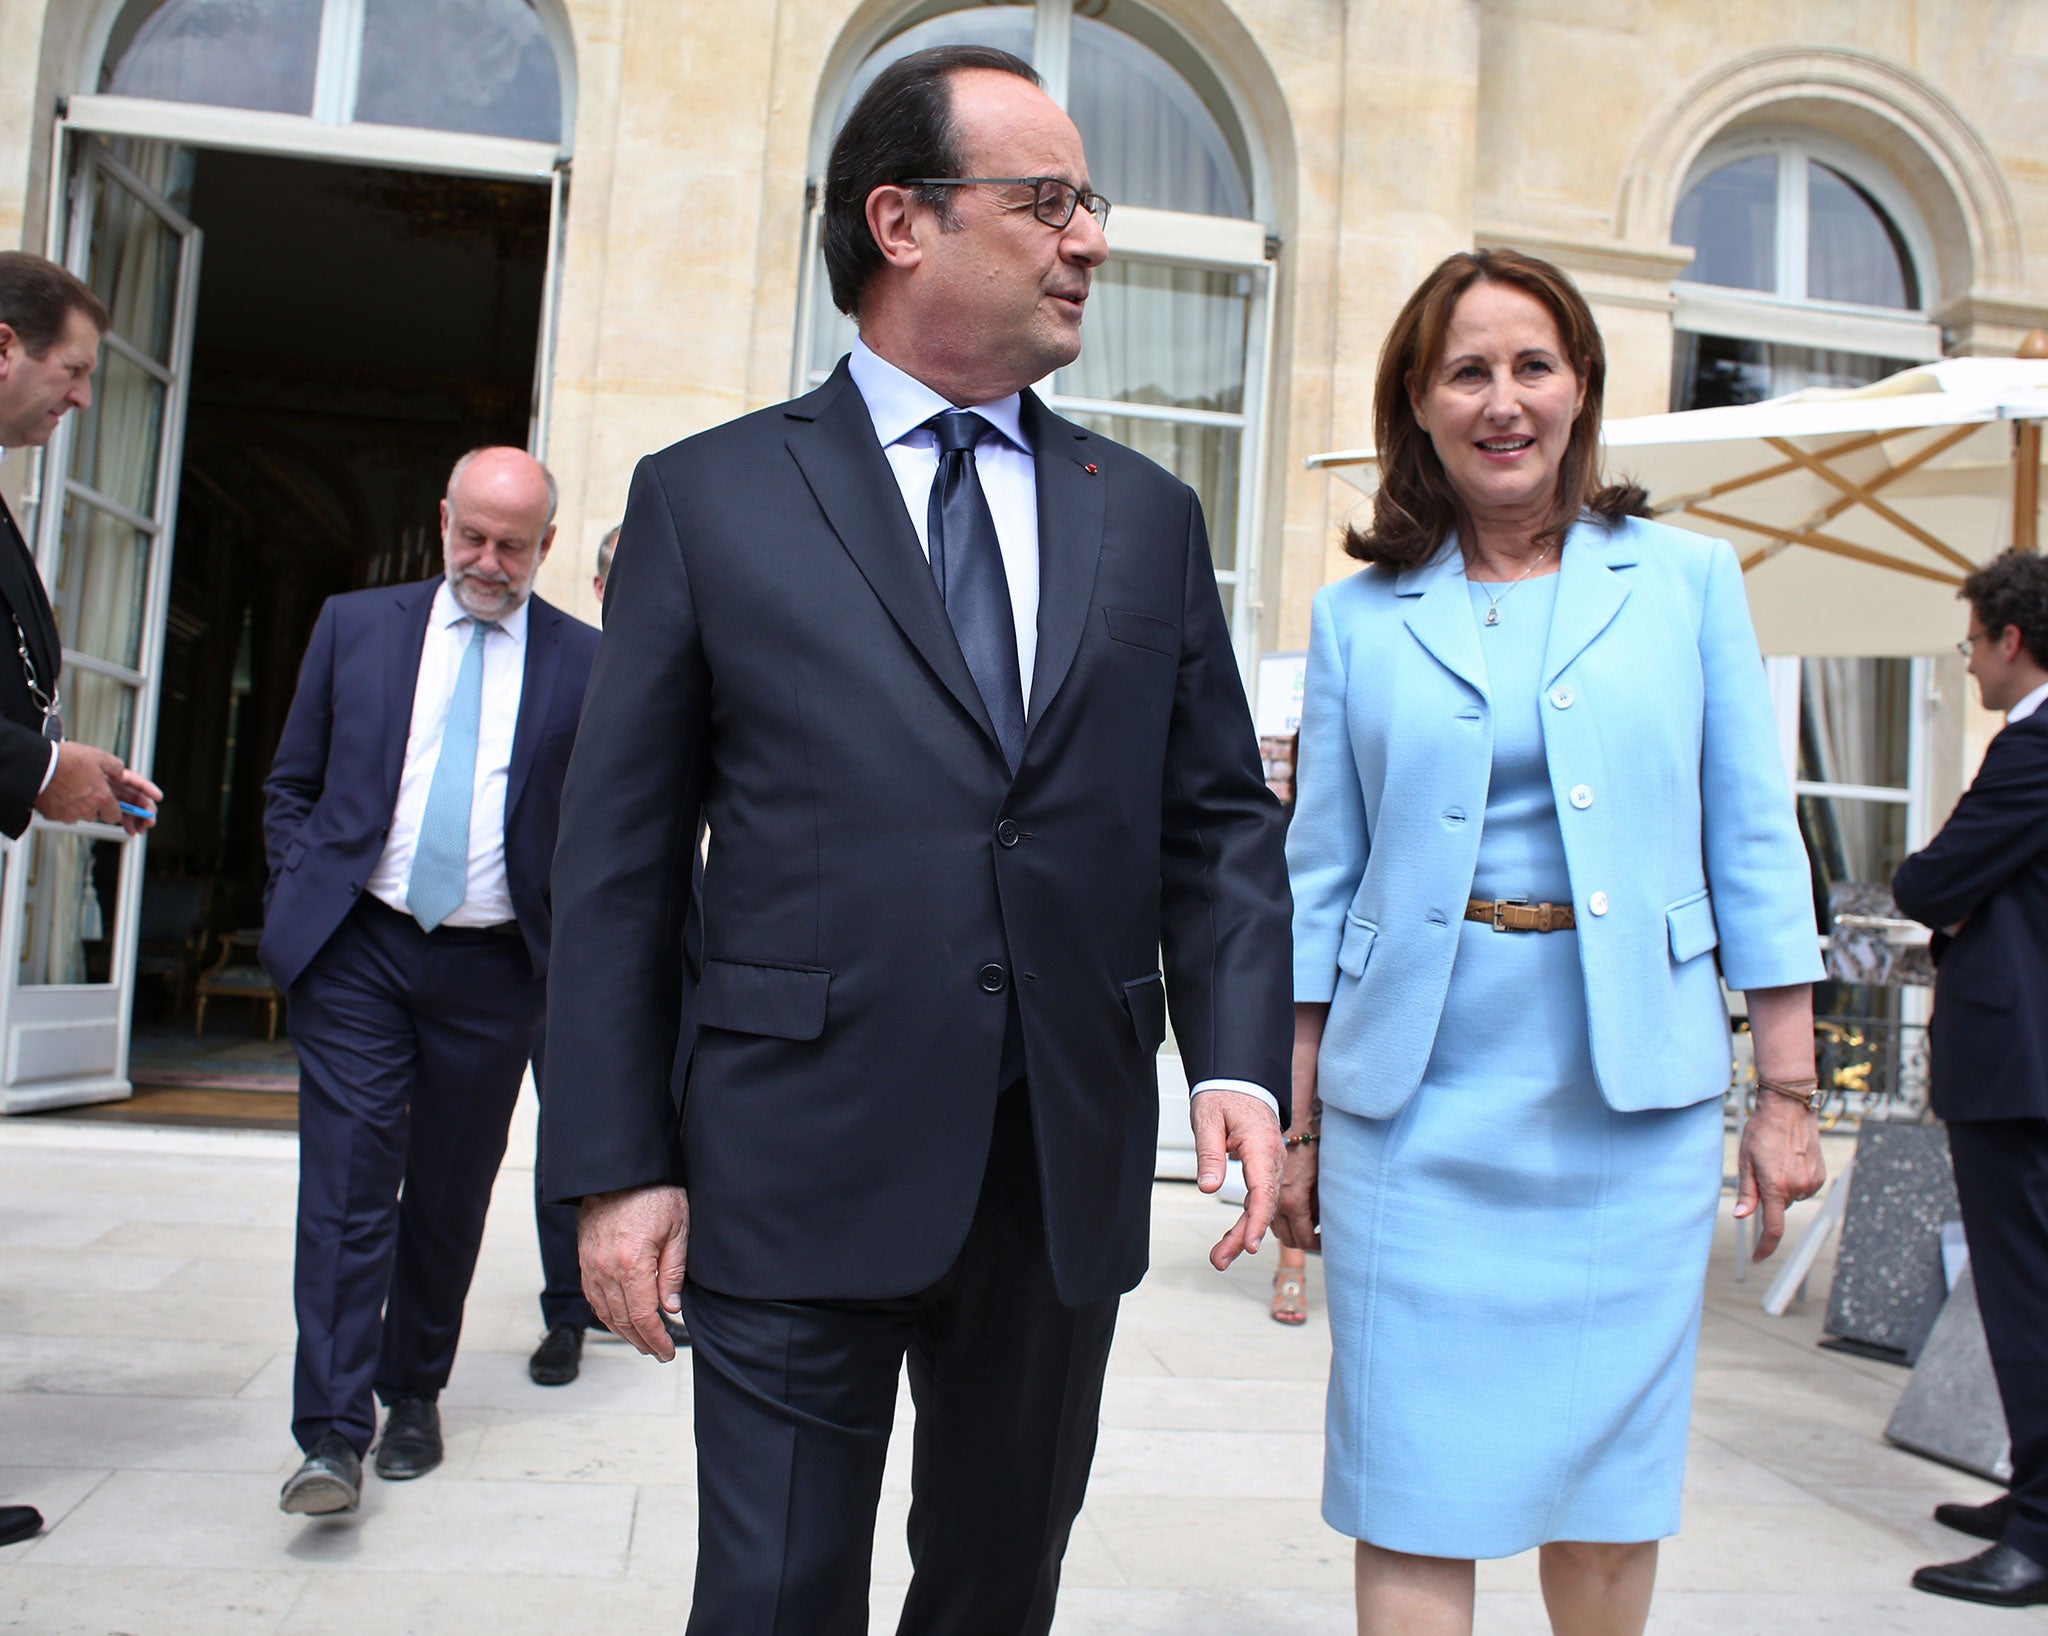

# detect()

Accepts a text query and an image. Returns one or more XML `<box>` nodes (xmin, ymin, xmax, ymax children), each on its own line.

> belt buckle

<box><xmin>1492</xmin><ymin>896</ymin><xmax>1527</xmax><ymax>932</ymax></box>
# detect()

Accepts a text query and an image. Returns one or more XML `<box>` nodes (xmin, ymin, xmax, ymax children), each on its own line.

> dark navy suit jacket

<box><xmin>260</xmin><ymin>576</ymin><xmax>599</xmax><ymax>992</ymax></box>
<box><xmin>541</xmin><ymin>360</ymin><xmax>1293</xmax><ymax>1308</ymax></box>
<box><xmin>1893</xmin><ymin>708</ymin><xmax>2048</xmax><ymax>1123</ymax></box>
<box><xmin>0</xmin><ymin>495</ymin><xmax>60</xmax><ymax>839</ymax></box>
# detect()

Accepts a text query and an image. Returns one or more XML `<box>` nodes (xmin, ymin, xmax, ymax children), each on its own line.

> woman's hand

<box><xmin>1736</xmin><ymin>984</ymin><xmax>1828</xmax><ymax>1260</ymax></box>
<box><xmin>1277</xmin><ymin>1003</ymin><xmax>1328</xmax><ymax>1252</ymax></box>
<box><xmin>1734</xmin><ymin>1095</ymin><xmax>1826</xmax><ymax>1260</ymax></box>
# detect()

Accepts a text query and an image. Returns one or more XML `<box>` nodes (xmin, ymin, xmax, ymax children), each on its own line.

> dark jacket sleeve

<box><xmin>262</xmin><ymin>599</ymin><xmax>339</xmax><ymax>888</ymax></box>
<box><xmin>541</xmin><ymin>456</ymin><xmax>711</xmax><ymax>1203</ymax></box>
<box><xmin>1893</xmin><ymin>720</ymin><xmax>2048</xmax><ymax>932</ymax></box>
<box><xmin>0</xmin><ymin>715</ymin><xmax>50</xmax><ymax>839</ymax></box>
<box><xmin>1156</xmin><ymin>486</ymin><xmax>1294</xmax><ymax>1124</ymax></box>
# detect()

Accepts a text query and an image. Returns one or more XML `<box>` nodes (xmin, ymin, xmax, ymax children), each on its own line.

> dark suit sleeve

<box><xmin>0</xmin><ymin>716</ymin><xmax>50</xmax><ymax>839</ymax></box>
<box><xmin>1893</xmin><ymin>722</ymin><xmax>2048</xmax><ymax>930</ymax></box>
<box><xmin>262</xmin><ymin>599</ymin><xmax>339</xmax><ymax>885</ymax></box>
<box><xmin>541</xmin><ymin>456</ymin><xmax>711</xmax><ymax>1203</ymax></box>
<box><xmin>1156</xmin><ymin>487</ymin><xmax>1294</xmax><ymax>1124</ymax></box>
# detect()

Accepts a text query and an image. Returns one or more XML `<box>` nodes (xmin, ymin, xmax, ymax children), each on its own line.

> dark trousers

<box><xmin>529</xmin><ymin>1025</ymin><xmax>596</xmax><ymax>1332</ymax></box>
<box><xmin>289</xmin><ymin>897</ymin><xmax>542</xmax><ymax>1454</ymax></box>
<box><xmin>1949</xmin><ymin>1118</ymin><xmax>2048</xmax><ymax>1563</ymax></box>
<box><xmin>683</xmin><ymin>1086</ymin><xmax>1118</xmax><ymax>1636</ymax></box>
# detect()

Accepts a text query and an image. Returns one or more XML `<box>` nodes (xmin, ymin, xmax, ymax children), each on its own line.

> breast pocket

<box><xmin>1103</xmin><ymin>607</ymin><xmax>1177</xmax><ymax>657</ymax></box>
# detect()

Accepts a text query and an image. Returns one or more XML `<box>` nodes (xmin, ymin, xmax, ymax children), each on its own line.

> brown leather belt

<box><xmin>1465</xmin><ymin>897</ymin><xmax>1576</xmax><ymax>932</ymax></box>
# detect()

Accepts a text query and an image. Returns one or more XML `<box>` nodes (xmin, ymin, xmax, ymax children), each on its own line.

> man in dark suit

<box><xmin>264</xmin><ymin>447</ymin><xmax>599</xmax><ymax>1516</ymax></box>
<box><xmin>543</xmin><ymin>46</ymin><xmax>1292</xmax><ymax>1634</ymax></box>
<box><xmin>0</xmin><ymin>252</ymin><xmax>158</xmax><ymax>1552</ymax></box>
<box><xmin>1896</xmin><ymin>548</ymin><xmax>2048</xmax><ymax>1609</ymax></box>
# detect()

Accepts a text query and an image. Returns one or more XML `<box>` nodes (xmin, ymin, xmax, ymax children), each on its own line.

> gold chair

<box><xmin>194</xmin><ymin>930</ymin><xmax>282</xmax><ymax>1041</ymax></box>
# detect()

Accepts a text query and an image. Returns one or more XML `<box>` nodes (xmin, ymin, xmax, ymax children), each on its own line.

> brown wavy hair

<box><xmin>1343</xmin><ymin>248</ymin><xmax>1646</xmax><ymax>568</ymax></box>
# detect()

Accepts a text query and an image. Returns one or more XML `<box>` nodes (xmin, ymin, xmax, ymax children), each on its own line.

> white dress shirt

<box><xmin>845</xmin><ymin>339</ymin><xmax>1278</xmax><ymax>1122</ymax></box>
<box><xmin>2009</xmin><ymin>679</ymin><xmax>2048</xmax><ymax>724</ymax></box>
<box><xmin>366</xmin><ymin>581</ymin><xmax>528</xmax><ymax>927</ymax></box>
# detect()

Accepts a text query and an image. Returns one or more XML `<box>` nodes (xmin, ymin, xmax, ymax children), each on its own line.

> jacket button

<box><xmin>1569</xmin><ymin>784</ymin><xmax>1594</xmax><ymax>809</ymax></box>
<box><xmin>978</xmin><ymin>963</ymin><xmax>1008</xmax><ymax>993</ymax></box>
<box><xmin>1551</xmin><ymin>685</ymin><xmax>1575</xmax><ymax>709</ymax></box>
<box><xmin>1588</xmin><ymin>891</ymin><xmax>1609</xmax><ymax>916</ymax></box>
<box><xmin>996</xmin><ymin>819</ymin><xmax>1020</xmax><ymax>847</ymax></box>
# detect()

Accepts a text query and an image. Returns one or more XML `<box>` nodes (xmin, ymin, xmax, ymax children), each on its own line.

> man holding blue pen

<box><xmin>0</xmin><ymin>251</ymin><xmax>157</xmax><ymax>1554</ymax></box>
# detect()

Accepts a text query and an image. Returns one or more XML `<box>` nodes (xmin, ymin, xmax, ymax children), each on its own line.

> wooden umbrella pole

<box><xmin>2017</xmin><ymin>330</ymin><xmax>2048</xmax><ymax>553</ymax></box>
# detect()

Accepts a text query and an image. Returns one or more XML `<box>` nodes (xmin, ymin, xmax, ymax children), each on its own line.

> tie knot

<box><xmin>928</xmin><ymin>409</ymin><xmax>994</xmax><ymax>457</ymax></box>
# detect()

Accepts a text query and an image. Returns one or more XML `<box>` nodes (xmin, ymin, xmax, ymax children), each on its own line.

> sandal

<box><xmin>1270</xmin><ymin>1265</ymin><xmax>1309</xmax><ymax>1326</ymax></box>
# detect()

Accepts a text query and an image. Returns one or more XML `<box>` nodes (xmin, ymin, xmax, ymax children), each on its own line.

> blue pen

<box><xmin>117</xmin><ymin>801</ymin><xmax>155</xmax><ymax>822</ymax></box>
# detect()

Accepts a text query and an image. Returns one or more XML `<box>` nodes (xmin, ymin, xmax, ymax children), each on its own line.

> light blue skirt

<box><xmin>1318</xmin><ymin>917</ymin><xmax>1724</xmax><ymax>1558</ymax></box>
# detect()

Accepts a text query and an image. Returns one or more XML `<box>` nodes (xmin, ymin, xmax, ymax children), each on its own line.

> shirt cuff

<box><xmin>1189</xmin><ymin>1079</ymin><xmax>1280</xmax><ymax>1119</ymax></box>
<box><xmin>37</xmin><ymin>739</ymin><xmax>58</xmax><ymax>794</ymax></box>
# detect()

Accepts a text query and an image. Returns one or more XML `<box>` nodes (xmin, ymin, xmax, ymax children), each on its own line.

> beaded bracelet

<box><xmin>1284</xmin><ymin>1131</ymin><xmax>1320</xmax><ymax>1149</ymax></box>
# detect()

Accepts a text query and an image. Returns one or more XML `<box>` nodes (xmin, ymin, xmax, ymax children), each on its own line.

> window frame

<box><xmin>75</xmin><ymin>0</ymin><xmax>574</xmax><ymax>177</ymax></box>
<box><xmin>1671</xmin><ymin>131</ymin><xmax>1939</xmax><ymax>363</ymax></box>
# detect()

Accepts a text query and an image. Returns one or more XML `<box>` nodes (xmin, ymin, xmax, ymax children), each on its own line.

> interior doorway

<box><xmin>127</xmin><ymin>146</ymin><xmax>548</xmax><ymax>1102</ymax></box>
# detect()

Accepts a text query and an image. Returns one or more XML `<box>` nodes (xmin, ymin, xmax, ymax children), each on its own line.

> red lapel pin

<box><xmin>1083</xmin><ymin>463</ymin><xmax>1097</xmax><ymax>475</ymax></box>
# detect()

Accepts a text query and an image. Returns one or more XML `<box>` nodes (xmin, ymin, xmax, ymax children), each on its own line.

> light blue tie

<box><xmin>406</xmin><ymin>618</ymin><xmax>492</xmax><ymax>931</ymax></box>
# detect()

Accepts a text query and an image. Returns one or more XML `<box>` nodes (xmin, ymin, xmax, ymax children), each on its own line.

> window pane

<box><xmin>102</xmin><ymin>0</ymin><xmax>321</xmax><ymax>116</ymax></box>
<box><xmin>355</xmin><ymin>0</ymin><xmax>563</xmax><ymax>142</ymax></box>
<box><xmin>53</xmin><ymin>499</ymin><xmax>152</xmax><ymax>674</ymax></box>
<box><xmin>1672</xmin><ymin>155</ymin><xmax>1777</xmax><ymax>293</ymax></box>
<box><xmin>1670</xmin><ymin>334</ymin><xmax>1911</xmax><ymax>412</ymax></box>
<box><xmin>1063</xmin><ymin>412</ymin><xmax>1240</xmax><ymax>572</ymax></box>
<box><xmin>1798</xmin><ymin>793</ymin><xmax>1907</xmax><ymax>935</ymax></box>
<box><xmin>63</xmin><ymin>670</ymin><xmax>140</xmax><ymax>765</ymax></box>
<box><xmin>1808</xmin><ymin>162</ymin><xmax>1917</xmax><ymax>309</ymax></box>
<box><xmin>1799</xmin><ymin>657</ymin><xmax>1911</xmax><ymax>790</ymax></box>
<box><xmin>1069</xmin><ymin>14</ymin><xmax>1251</xmax><ymax>219</ymax></box>
<box><xmin>829</xmin><ymin>7</ymin><xmax>1036</xmax><ymax>140</ymax></box>
<box><xmin>70</xmin><ymin>350</ymin><xmax>166</xmax><ymax>519</ymax></box>
<box><xmin>86</xmin><ymin>167</ymin><xmax>186</xmax><ymax>368</ymax></box>
<box><xmin>1054</xmin><ymin>262</ymin><xmax>1250</xmax><ymax>414</ymax></box>
<box><xmin>18</xmin><ymin>830</ymin><xmax>125</xmax><ymax>987</ymax></box>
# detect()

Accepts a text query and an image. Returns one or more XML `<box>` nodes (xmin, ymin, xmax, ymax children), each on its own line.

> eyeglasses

<box><xmin>1957</xmin><ymin>635</ymin><xmax>1978</xmax><ymax>658</ymax></box>
<box><xmin>903</xmin><ymin>176</ymin><xmax>1111</xmax><ymax>232</ymax></box>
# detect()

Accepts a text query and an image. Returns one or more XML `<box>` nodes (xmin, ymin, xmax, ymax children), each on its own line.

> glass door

<box><xmin>0</xmin><ymin>136</ymin><xmax>201</xmax><ymax>1112</ymax></box>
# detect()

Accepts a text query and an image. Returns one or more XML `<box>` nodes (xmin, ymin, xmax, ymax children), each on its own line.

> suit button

<box><xmin>978</xmin><ymin>963</ymin><xmax>1008</xmax><ymax>993</ymax></box>
<box><xmin>996</xmin><ymin>819</ymin><xmax>1020</xmax><ymax>847</ymax></box>
<box><xmin>1551</xmin><ymin>685</ymin><xmax>1575</xmax><ymax>709</ymax></box>
<box><xmin>1588</xmin><ymin>891</ymin><xmax>1610</xmax><ymax>916</ymax></box>
<box><xmin>1569</xmin><ymin>784</ymin><xmax>1594</xmax><ymax>809</ymax></box>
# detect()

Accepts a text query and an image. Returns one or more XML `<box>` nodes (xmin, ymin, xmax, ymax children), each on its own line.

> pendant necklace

<box><xmin>1475</xmin><ymin>542</ymin><xmax>1553</xmax><ymax>627</ymax></box>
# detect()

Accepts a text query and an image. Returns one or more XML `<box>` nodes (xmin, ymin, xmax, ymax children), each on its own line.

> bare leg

<box><xmin>1537</xmin><ymin>1540</ymin><xmax>1658</xmax><ymax>1636</ymax></box>
<box><xmin>1356</xmin><ymin>1541</ymin><xmax>1474</xmax><ymax>1636</ymax></box>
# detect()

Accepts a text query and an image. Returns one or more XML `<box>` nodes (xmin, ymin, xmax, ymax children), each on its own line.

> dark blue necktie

<box><xmin>926</xmin><ymin>410</ymin><xmax>1025</xmax><ymax>772</ymax></box>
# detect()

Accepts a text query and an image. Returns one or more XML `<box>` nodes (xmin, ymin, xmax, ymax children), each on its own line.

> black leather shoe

<box><xmin>279</xmin><ymin>1433</ymin><xmax>361</xmax><ymax>1515</ymax></box>
<box><xmin>1913</xmin><ymin>1542</ymin><xmax>2048</xmax><ymax>1606</ymax></box>
<box><xmin>373</xmin><ymin>1395</ymin><xmax>443</xmax><ymax>1481</ymax></box>
<box><xmin>529</xmin><ymin>1322</ymin><xmax>585</xmax><ymax>1386</ymax></box>
<box><xmin>1934</xmin><ymin>1493</ymin><xmax>2013</xmax><ymax>1542</ymax></box>
<box><xmin>0</xmin><ymin>1505</ymin><xmax>42</xmax><ymax>1546</ymax></box>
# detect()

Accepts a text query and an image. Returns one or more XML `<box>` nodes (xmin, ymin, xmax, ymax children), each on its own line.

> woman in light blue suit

<box><xmin>1279</xmin><ymin>250</ymin><xmax>1827</xmax><ymax>1636</ymax></box>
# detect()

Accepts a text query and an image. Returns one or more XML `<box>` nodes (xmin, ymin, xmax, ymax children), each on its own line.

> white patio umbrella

<box><xmin>1307</xmin><ymin>355</ymin><xmax>2048</xmax><ymax>656</ymax></box>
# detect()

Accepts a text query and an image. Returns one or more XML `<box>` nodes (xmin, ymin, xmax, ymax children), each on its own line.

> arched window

<box><xmin>1668</xmin><ymin>133</ymin><xmax>1939</xmax><ymax>410</ymax></box>
<box><xmin>801</xmin><ymin>0</ymin><xmax>1277</xmax><ymax>667</ymax></box>
<box><xmin>94</xmin><ymin>0</ymin><xmax>568</xmax><ymax>145</ymax></box>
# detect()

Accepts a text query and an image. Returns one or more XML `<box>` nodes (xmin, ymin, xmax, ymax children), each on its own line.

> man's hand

<box><xmin>1734</xmin><ymin>1095</ymin><xmax>1827</xmax><ymax>1261</ymax></box>
<box><xmin>1192</xmin><ymin>1089</ymin><xmax>1282</xmax><ymax>1271</ymax></box>
<box><xmin>34</xmin><ymin>743</ymin><xmax>161</xmax><ymax>834</ymax></box>
<box><xmin>578</xmin><ymin>1184</ymin><xmax>690</xmax><ymax>1360</ymax></box>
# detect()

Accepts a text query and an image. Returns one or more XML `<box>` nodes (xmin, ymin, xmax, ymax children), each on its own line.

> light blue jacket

<box><xmin>1287</xmin><ymin>514</ymin><xmax>1822</xmax><ymax>1118</ymax></box>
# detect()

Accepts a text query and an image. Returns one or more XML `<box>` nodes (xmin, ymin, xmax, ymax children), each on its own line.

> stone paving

<box><xmin>0</xmin><ymin>1100</ymin><xmax>2042</xmax><ymax>1635</ymax></box>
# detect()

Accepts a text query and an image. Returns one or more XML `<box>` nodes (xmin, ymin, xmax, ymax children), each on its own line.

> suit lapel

<box><xmin>382</xmin><ymin>577</ymin><xmax>440</xmax><ymax>805</ymax></box>
<box><xmin>1540</xmin><ymin>518</ymin><xmax>1635</xmax><ymax>689</ymax></box>
<box><xmin>1021</xmin><ymin>393</ymin><xmax>1105</xmax><ymax>733</ymax></box>
<box><xmin>1397</xmin><ymin>539</ymin><xmax>1489</xmax><ymax>700</ymax></box>
<box><xmin>0</xmin><ymin>492</ymin><xmax>60</xmax><ymax>684</ymax></box>
<box><xmin>506</xmin><ymin>596</ymin><xmax>562</xmax><ymax>823</ymax></box>
<box><xmin>784</xmin><ymin>361</ymin><xmax>1002</xmax><ymax>758</ymax></box>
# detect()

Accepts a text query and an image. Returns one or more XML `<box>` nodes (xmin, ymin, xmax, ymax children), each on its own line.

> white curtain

<box><xmin>1798</xmin><ymin>657</ymin><xmax>1910</xmax><ymax>923</ymax></box>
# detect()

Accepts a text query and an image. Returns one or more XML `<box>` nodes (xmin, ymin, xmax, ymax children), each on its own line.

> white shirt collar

<box><xmin>431</xmin><ymin>577</ymin><xmax>531</xmax><ymax>644</ymax></box>
<box><xmin>847</xmin><ymin>337</ymin><xmax>1032</xmax><ymax>456</ymax></box>
<box><xmin>2009</xmin><ymin>679</ymin><xmax>2048</xmax><ymax>724</ymax></box>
